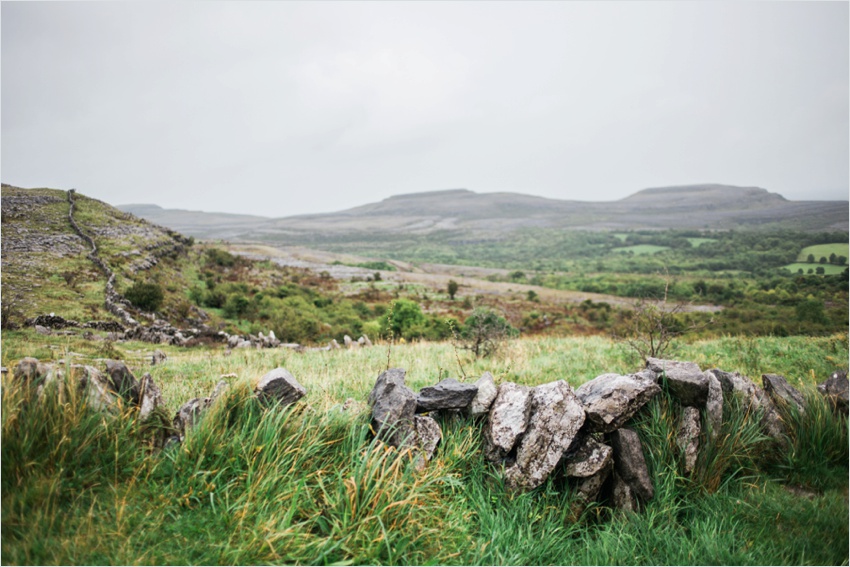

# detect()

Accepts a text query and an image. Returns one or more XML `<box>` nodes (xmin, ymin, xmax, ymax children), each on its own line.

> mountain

<box><xmin>118</xmin><ymin>184</ymin><xmax>848</xmax><ymax>242</ymax></box>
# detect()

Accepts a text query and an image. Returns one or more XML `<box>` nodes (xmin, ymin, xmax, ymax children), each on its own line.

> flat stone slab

<box><xmin>647</xmin><ymin>357</ymin><xmax>709</xmax><ymax>406</ymax></box>
<box><xmin>255</xmin><ymin>368</ymin><xmax>307</xmax><ymax>407</ymax></box>
<box><xmin>485</xmin><ymin>382</ymin><xmax>532</xmax><ymax>461</ymax></box>
<box><xmin>575</xmin><ymin>373</ymin><xmax>661</xmax><ymax>433</ymax></box>
<box><xmin>416</xmin><ymin>377</ymin><xmax>478</xmax><ymax>413</ymax></box>
<box><xmin>505</xmin><ymin>380</ymin><xmax>586</xmax><ymax>490</ymax></box>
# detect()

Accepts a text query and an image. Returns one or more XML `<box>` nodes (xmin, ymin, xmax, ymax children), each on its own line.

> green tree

<box><xmin>447</xmin><ymin>280</ymin><xmax>459</xmax><ymax>300</ymax></box>
<box><xmin>820</xmin><ymin>256</ymin><xmax>827</xmax><ymax>264</ymax></box>
<box><xmin>795</xmin><ymin>299</ymin><xmax>826</xmax><ymax>323</ymax></box>
<box><xmin>807</xmin><ymin>253</ymin><xmax>815</xmax><ymax>263</ymax></box>
<box><xmin>387</xmin><ymin>299</ymin><xmax>426</xmax><ymax>339</ymax></box>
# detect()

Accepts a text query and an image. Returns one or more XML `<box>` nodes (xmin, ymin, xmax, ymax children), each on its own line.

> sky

<box><xmin>2</xmin><ymin>1</ymin><xmax>848</xmax><ymax>218</ymax></box>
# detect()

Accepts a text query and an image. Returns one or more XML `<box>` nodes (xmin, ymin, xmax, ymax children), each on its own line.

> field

<box><xmin>798</xmin><ymin>243</ymin><xmax>849</xmax><ymax>262</ymax></box>
<box><xmin>2</xmin><ymin>330</ymin><xmax>848</xmax><ymax>565</ymax></box>
<box><xmin>613</xmin><ymin>244</ymin><xmax>670</xmax><ymax>255</ymax></box>
<box><xmin>783</xmin><ymin>263</ymin><xmax>848</xmax><ymax>275</ymax></box>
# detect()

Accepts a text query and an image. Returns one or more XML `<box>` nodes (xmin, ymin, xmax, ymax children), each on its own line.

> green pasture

<box><xmin>783</xmin><ymin>263</ymin><xmax>847</xmax><ymax>276</ymax></box>
<box><xmin>797</xmin><ymin>243</ymin><xmax>848</xmax><ymax>263</ymax></box>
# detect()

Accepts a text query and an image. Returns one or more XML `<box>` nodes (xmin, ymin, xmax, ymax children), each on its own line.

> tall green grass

<box><xmin>2</xmin><ymin>334</ymin><xmax>848</xmax><ymax>564</ymax></box>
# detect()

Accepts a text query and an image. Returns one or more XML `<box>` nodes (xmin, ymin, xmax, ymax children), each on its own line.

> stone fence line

<box><xmin>9</xmin><ymin>353</ymin><xmax>848</xmax><ymax>514</ymax></box>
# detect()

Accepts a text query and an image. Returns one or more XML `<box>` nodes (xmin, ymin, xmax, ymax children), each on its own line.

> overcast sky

<box><xmin>2</xmin><ymin>2</ymin><xmax>848</xmax><ymax>217</ymax></box>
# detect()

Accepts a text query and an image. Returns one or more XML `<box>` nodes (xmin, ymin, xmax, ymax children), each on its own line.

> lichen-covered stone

<box><xmin>817</xmin><ymin>371</ymin><xmax>849</xmax><ymax>415</ymax></box>
<box><xmin>484</xmin><ymin>382</ymin><xmax>532</xmax><ymax>461</ymax></box>
<box><xmin>565</xmin><ymin>436</ymin><xmax>613</xmax><ymax>478</ymax></box>
<box><xmin>677</xmin><ymin>406</ymin><xmax>701</xmax><ymax>475</ymax></box>
<box><xmin>104</xmin><ymin>359</ymin><xmax>140</xmax><ymax>404</ymax></box>
<box><xmin>138</xmin><ymin>373</ymin><xmax>164</xmax><ymax>421</ymax></box>
<box><xmin>469</xmin><ymin>372</ymin><xmax>498</xmax><ymax>416</ymax></box>
<box><xmin>575</xmin><ymin>372</ymin><xmax>661</xmax><ymax>433</ymax></box>
<box><xmin>608</xmin><ymin>428</ymin><xmax>654</xmax><ymax>502</ymax></box>
<box><xmin>705</xmin><ymin>372</ymin><xmax>723</xmax><ymax>440</ymax></box>
<box><xmin>763</xmin><ymin>374</ymin><xmax>806</xmax><ymax>414</ymax></box>
<box><xmin>368</xmin><ymin>368</ymin><xmax>417</xmax><ymax>448</ymax></box>
<box><xmin>505</xmin><ymin>380</ymin><xmax>585</xmax><ymax>490</ymax></box>
<box><xmin>416</xmin><ymin>377</ymin><xmax>478</xmax><ymax>413</ymax></box>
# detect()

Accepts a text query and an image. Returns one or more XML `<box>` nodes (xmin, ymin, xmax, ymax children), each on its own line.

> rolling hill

<box><xmin>119</xmin><ymin>184</ymin><xmax>849</xmax><ymax>243</ymax></box>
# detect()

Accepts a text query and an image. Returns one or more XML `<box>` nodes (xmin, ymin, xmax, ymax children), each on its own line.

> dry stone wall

<box><xmin>11</xmin><ymin>352</ymin><xmax>848</xmax><ymax>516</ymax></box>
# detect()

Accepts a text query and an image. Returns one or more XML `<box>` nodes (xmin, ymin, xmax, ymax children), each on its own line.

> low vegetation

<box><xmin>1</xmin><ymin>333</ymin><xmax>847</xmax><ymax>565</ymax></box>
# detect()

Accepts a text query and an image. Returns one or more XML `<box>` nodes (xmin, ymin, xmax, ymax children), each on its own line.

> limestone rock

<box><xmin>469</xmin><ymin>372</ymin><xmax>499</xmax><ymax>416</ymax></box>
<box><xmin>484</xmin><ymin>382</ymin><xmax>532</xmax><ymax>462</ymax></box>
<box><xmin>575</xmin><ymin>372</ymin><xmax>661</xmax><ymax>433</ymax></box>
<box><xmin>138</xmin><ymin>373</ymin><xmax>164</xmax><ymax>421</ymax></box>
<box><xmin>572</xmin><ymin>459</ymin><xmax>613</xmax><ymax>513</ymax></box>
<box><xmin>608</xmin><ymin>428</ymin><xmax>654</xmax><ymax>502</ymax></box>
<box><xmin>677</xmin><ymin>406</ymin><xmax>701</xmax><ymax>475</ymax></box>
<box><xmin>817</xmin><ymin>370</ymin><xmax>848</xmax><ymax>415</ymax></box>
<box><xmin>763</xmin><ymin>374</ymin><xmax>806</xmax><ymax>414</ymax></box>
<box><xmin>709</xmin><ymin>369</ymin><xmax>757</xmax><ymax>402</ymax></box>
<box><xmin>14</xmin><ymin>357</ymin><xmax>49</xmax><ymax>384</ymax></box>
<box><xmin>35</xmin><ymin>324</ymin><xmax>51</xmax><ymax>335</ymax></box>
<box><xmin>368</xmin><ymin>368</ymin><xmax>417</xmax><ymax>448</ymax></box>
<box><xmin>105</xmin><ymin>360</ymin><xmax>141</xmax><ymax>404</ymax></box>
<box><xmin>151</xmin><ymin>349</ymin><xmax>167</xmax><ymax>365</ymax></box>
<box><xmin>610</xmin><ymin>470</ymin><xmax>638</xmax><ymax>512</ymax></box>
<box><xmin>647</xmin><ymin>357</ymin><xmax>709</xmax><ymax>406</ymax></box>
<box><xmin>416</xmin><ymin>378</ymin><xmax>478</xmax><ymax>413</ymax></box>
<box><xmin>705</xmin><ymin>372</ymin><xmax>723</xmax><ymax>440</ymax></box>
<box><xmin>505</xmin><ymin>380</ymin><xmax>586</xmax><ymax>490</ymax></box>
<box><xmin>565</xmin><ymin>436</ymin><xmax>613</xmax><ymax>478</ymax></box>
<box><xmin>255</xmin><ymin>368</ymin><xmax>307</xmax><ymax>407</ymax></box>
<box><xmin>74</xmin><ymin>365</ymin><xmax>120</xmax><ymax>412</ymax></box>
<box><xmin>173</xmin><ymin>398</ymin><xmax>207</xmax><ymax>437</ymax></box>
<box><xmin>413</xmin><ymin>415</ymin><xmax>442</xmax><ymax>463</ymax></box>
<box><xmin>753</xmin><ymin>389</ymin><xmax>788</xmax><ymax>442</ymax></box>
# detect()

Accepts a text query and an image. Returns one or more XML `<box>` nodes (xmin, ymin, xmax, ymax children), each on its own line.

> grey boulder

<box><xmin>416</xmin><ymin>377</ymin><xmax>478</xmax><ymax>413</ymax></box>
<box><xmin>484</xmin><ymin>382</ymin><xmax>532</xmax><ymax>462</ymax></box>
<box><xmin>647</xmin><ymin>357</ymin><xmax>709</xmax><ymax>406</ymax></box>
<box><xmin>469</xmin><ymin>372</ymin><xmax>499</xmax><ymax>416</ymax></box>
<box><xmin>368</xmin><ymin>368</ymin><xmax>417</xmax><ymax>448</ymax></box>
<box><xmin>255</xmin><ymin>368</ymin><xmax>307</xmax><ymax>407</ymax></box>
<box><xmin>608</xmin><ymin>428</ymin><xmax>654</xmax><ymax>502</ymax></box>
<box><xmin>676</xmin><ymin>406</ymin><xmax>701</xmax><ymax>475</ymax></box>
<box><xmin>817</xmin><ymin>371</ymin><xmax>848</xmax><ymax>414</ymax></box>
<box><xmin>505</xmin><ymin>380</ymin><xmax>586</xmax><ymax>490</ymax></box>
<box><xmin>763</xmin><ymin>374</ymin><xmax>806</xmax><ymax>414</ymax></box>
<box><xmin>575</xmin><ymin>372</ymin><xmax>661</xmax><ymax>433</ymax></box>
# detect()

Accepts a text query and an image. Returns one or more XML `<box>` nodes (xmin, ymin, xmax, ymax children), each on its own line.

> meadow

<box><xmin>2</xmin><ymin>331</ymin><xmax>847</xmax><ymax>565</ymax></box>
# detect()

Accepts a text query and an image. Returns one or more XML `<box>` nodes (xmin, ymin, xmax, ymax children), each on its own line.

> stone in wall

<box><xmin>576</xmin><ymin>372</ymin><xmax>661</xmax><ymax>433</ymax></box>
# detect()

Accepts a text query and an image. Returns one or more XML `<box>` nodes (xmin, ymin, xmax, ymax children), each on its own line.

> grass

<box><xmin>783</xmin><ymin>262</ymin><xmax>847</xmax><ymax>275</ymax></box>
<box><xmin>2</xmin><ymin>332</ymin><xmax>848</xmax><ymax>565</ymax></box>
<box><xmin>687</xmin><ymin>237</ymin><xmax>717</xmax><ymax>247</ymax></box>
<box><xmin>797</xmin><ymin>243</ymin><xmax>849</xmax><ymax>263</ymax></box>
<box><xmin>614</xmin><ymin>244</ymin><xmax>671</xmax><ymax>255</ymax></box>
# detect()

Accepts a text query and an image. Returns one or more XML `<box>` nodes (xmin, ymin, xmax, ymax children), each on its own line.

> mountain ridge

<box><xmin>116</xmin><ymin>183</ymin><xmax>848</xmax><ymax>239</ymax></box>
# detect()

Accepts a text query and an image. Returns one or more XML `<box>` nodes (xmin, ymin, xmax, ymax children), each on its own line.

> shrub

<box><xmin>447</xmin><ymin>280</ymin><xmax>459</xmax><ymax>300</ymax></box>
<box><xmin>124</xmin><ymin>281</ymin><xmax>164</xmax><ymax>312</ymax></box>
<box><xmin>386</xmin><ymin>299</ymin><xmax>427</xmax><ymax>340</ymax></box>
<box><xmin>459</xmin><ymin>307</ymin><xmax>517</xmax><ymax>357</ymax></box>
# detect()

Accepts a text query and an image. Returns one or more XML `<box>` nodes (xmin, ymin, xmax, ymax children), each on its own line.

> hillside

<box><xmin>118</xmin><ymin>184</ymin><xmax>849</xmax><ymax>242</ymax></box>
<box><xmin>1</xmin><ymin>184</ymin><xmax>202</xmax><ymax>329</ymax></box>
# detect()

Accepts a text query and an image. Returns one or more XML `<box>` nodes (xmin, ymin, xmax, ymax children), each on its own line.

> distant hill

<box><xmin>119</xmin><ymin>184</ymin><xmax>848</xmax><ymax>242</ymax></box>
